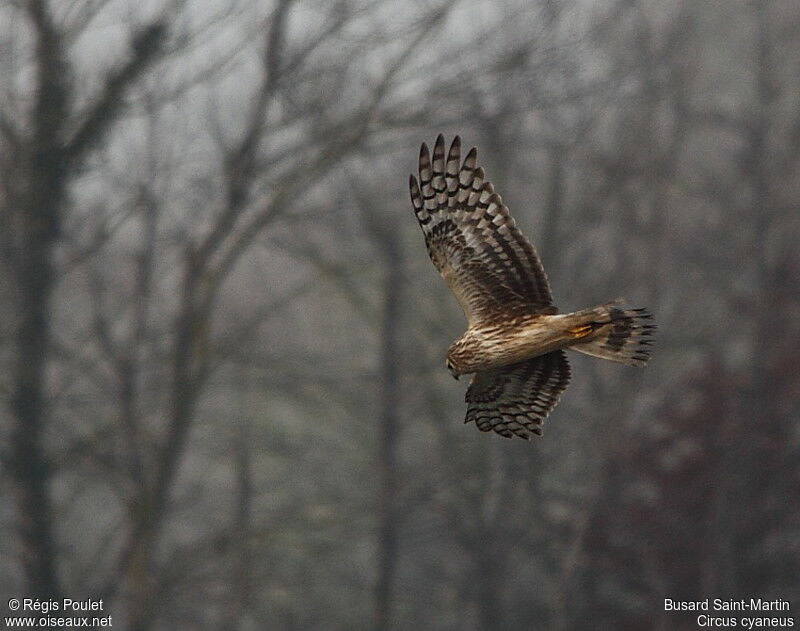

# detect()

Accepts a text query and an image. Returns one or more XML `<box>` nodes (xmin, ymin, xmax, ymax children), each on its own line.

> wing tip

<box><xmin>421</xmin><ymin>135</ymin><xmax>470</xmax><ymax>172</ymax></box>
<box><xmin>464</xmin><ymin>146</ymin><xmax>477</xmax><ymax>165</ymax></box>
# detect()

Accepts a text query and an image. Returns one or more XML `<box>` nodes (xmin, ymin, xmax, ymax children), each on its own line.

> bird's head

<box><xmin>446</xmin><ymin>339</ymin><xmax>471</xmax><ymax>380</ymax></box>
<box><xmin>446</xmin><ymin>357</ymin><xmax>460</xmax><ymax>380</ymax></box>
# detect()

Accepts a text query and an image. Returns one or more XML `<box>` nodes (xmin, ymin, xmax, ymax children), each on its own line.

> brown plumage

<box><xmin>409</xmin><ymin>135</ymin><xmax>655</xmax><ymax>440</ymax></box>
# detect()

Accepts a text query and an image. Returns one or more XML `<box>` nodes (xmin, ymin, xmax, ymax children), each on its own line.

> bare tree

<box><xmin>1</xmin><ymin>0</ymin><xmax>168</xmax><ymax>599</ymax></box>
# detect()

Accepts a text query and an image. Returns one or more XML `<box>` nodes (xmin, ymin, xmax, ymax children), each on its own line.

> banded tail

<box><xmin>568</xmin><ymin>302</ymin><xmax>656</xmax><ymax>366</ymax></box>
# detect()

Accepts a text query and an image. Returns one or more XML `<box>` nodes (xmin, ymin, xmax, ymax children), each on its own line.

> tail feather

<box><xmin>570</xmin><ymin>304</ymin><xmax>655</xmax><ymax>366</ymax></box>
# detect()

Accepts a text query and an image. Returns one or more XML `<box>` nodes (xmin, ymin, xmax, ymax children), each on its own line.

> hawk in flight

<box><xmin>409</xmin><ymin>135</ymin><xmax>655</xmax><ymax>439</ymax></box>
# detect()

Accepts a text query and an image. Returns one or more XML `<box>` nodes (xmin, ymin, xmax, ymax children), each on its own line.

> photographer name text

<box><xmin>18</xmin><ymin>598</ymin><xmax>104</xmax><ymax>614</ymax></box>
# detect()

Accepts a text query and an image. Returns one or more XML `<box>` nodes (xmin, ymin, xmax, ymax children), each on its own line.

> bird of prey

<box><xmin>409</xmin><ymin>135</ymin><xmax>655</xmax><ymax>439</ymax></box>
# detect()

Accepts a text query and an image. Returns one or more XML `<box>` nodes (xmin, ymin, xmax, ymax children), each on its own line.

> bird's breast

<box><xmin>464</xmin><ymin>317</ymin><xmax>566</xmax><ymax>370</ymax></box>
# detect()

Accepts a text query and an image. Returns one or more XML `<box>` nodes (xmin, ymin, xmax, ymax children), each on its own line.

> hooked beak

<box><xmin>447</xmin><ymin>359</ymin><xmax>460</xmax><ymax>380</ymax></box>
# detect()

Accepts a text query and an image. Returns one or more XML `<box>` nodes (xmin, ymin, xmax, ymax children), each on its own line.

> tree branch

<box><xmin>65</xmin><ymin>21</ymin><xmax>169</xmax><ymax>161</ymax></box>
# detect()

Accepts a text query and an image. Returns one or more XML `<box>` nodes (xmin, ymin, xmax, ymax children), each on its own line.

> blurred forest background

<box><xmin>1</xmin><ymin>0</ymin><xmax>799</xmax><ymax>629</ymax></box>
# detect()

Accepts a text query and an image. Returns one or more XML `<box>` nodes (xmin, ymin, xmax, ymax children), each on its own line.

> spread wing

<box><xmin>465</xmin><ymin>351</ymin><xmax>571</xmax><ymax>440</ymax></box>
<box><xmin>409</xmin><ymin>134</ymin><xmax>555</xmax><ymax>326</ymax></box>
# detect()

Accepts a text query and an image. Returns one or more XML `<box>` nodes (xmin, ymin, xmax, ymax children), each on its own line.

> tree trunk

<box><xmin>9</xmin><ymin>208</ymin><xmax>61</xmax><ymax>599</ymax></box>
<box><xmin>7</xmin><ymin>1</ymin><xmax>68</xmax><ymax>596</ymax></box>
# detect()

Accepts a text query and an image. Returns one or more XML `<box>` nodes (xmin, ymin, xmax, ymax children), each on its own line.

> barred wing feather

<box><xmin>465</xmin><ymin>351</ymin><xmax>571</xmax><ymax>439</ymax></box>
<box><xmin>409</xmin><ymin>134</ymin><xmax>555</xmax><ymax>327</ymax></box>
